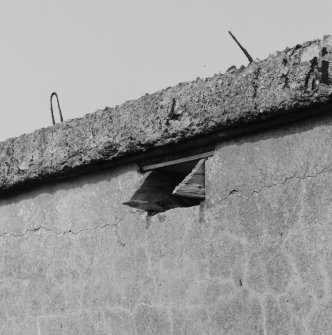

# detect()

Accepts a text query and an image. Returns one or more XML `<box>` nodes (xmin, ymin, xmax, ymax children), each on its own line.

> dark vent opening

<box><xmin>123</xmin><ymin>155</ymin><xmax>209</xmax><ymax>214</ymax></box>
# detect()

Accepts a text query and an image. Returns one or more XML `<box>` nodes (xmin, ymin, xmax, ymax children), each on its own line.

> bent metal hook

<box><xmin>50</xmin><ymin>92</ymin><xmax>64</xmax><ymax>125</ymax></box>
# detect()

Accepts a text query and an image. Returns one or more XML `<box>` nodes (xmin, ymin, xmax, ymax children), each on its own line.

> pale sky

<box><xmin>0</xmin><ymin>0</ymin><xmax>331</xmax><ymax>141</ymax></box>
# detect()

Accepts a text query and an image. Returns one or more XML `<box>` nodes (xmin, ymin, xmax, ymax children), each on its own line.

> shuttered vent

<box><xmin>123</xmin><ymin>151</ymin><xmax>213</xmax><ymax>214</ymax></box>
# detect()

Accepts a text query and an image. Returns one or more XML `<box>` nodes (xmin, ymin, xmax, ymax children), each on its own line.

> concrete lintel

<box><xmin>1</xmin><ymin>35</ymin><xmax>332</xmax><ymax>193</ymax></box>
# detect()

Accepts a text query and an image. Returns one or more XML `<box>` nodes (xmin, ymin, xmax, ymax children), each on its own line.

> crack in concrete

<box><xmin>0</xmin><ymin>213</ymin><xmax>130</xmax><ymax>246</ymax></box>
<box><xmin>225</xmin><ymin>165</ymin><xmax>332</xmax><ymax>202</ymax></box>
<box><xmin>247</xmin><ymin>165</ymin><xmax>332</xmax><ymax>199</ymax></box>
<box><xmin>0</xmin><ymin>222</ymin><xmax>115</xmax><ymax>238</ymax></box>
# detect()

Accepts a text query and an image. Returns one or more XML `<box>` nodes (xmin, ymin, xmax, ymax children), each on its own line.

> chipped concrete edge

<box><xmin>1</xmin><ymin>35</ymin><xmax>332</xmax><ymax>193</ymax></box>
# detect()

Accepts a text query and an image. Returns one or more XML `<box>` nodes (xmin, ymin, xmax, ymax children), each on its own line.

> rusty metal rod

<box><xmin>228</xmin><ymin>31</ymin><xmax>253</xmax><ymax>63</ymax></box>
<box><xmin>50</xmin><ymin>92</ymin><xmax>64</xmax><ymax>125</ymax></box>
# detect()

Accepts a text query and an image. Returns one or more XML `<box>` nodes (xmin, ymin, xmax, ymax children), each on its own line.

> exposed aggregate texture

<box><xmin>0</xmin><ymin>35</ymin><xmax>332</xmax><ymax>192</ymax></box>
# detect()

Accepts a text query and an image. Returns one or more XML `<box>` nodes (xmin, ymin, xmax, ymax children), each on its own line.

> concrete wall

<box><xmin>0</xmin><ymin>113</ymin><xmax>331</xmax><ymax>334</ymax></box>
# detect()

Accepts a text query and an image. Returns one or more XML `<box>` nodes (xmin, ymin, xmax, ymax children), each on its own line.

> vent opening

<box><xmin>123</xmin><ymin>153</ymin><xmax>212</xmax><ymax>214</ymax></box>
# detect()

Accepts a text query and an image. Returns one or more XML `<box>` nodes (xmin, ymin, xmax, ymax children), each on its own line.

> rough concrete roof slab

<box><xmin>1</xmin><ymin>36</ymin><xmax>332</xmax><ymax>192</ymax></box>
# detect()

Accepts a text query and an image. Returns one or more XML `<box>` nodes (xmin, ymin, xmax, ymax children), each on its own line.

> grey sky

<box><xmin>0</xmin><ymin>0</ymin><xmax>331</xmax><ymax>141</ymax></box>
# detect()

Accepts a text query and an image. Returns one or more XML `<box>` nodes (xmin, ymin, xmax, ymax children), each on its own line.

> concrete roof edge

<box><xmin>1</xmin><ymin>35</ymin><xmax>332</xmax><ymax>193</ymax></box>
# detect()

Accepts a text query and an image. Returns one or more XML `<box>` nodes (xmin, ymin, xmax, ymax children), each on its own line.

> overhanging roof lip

<box><xmin>0</xmin><ymin>35</ymin><xmax>332</xmax><ymax>193</ymax></box>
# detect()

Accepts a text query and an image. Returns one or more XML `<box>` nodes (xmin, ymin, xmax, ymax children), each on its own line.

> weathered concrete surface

<box><xmin>205</xmin><ymin>112</ymin><xmax>332</xmax><ymax>334</ymax></box>
<box><xmin>1</xmin><ymin>36</ymin><xmax>332</xmax><ymax>192</ymax></box>
<box><xmin>0</xmin><ymin>112</ymin><xmax>330</xmax><ymax>334</ymax></box>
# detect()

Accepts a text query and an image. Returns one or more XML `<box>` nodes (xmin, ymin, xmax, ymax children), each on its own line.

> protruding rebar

<box><xmin>50</xmin><ymin>92</ymin><xmax>63</xmax><ymax>125</ymax></box>
<box><xmin>228</xmin><ymin>31</ymin><xmax>254</xmax><ymax>63</ymax></box>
